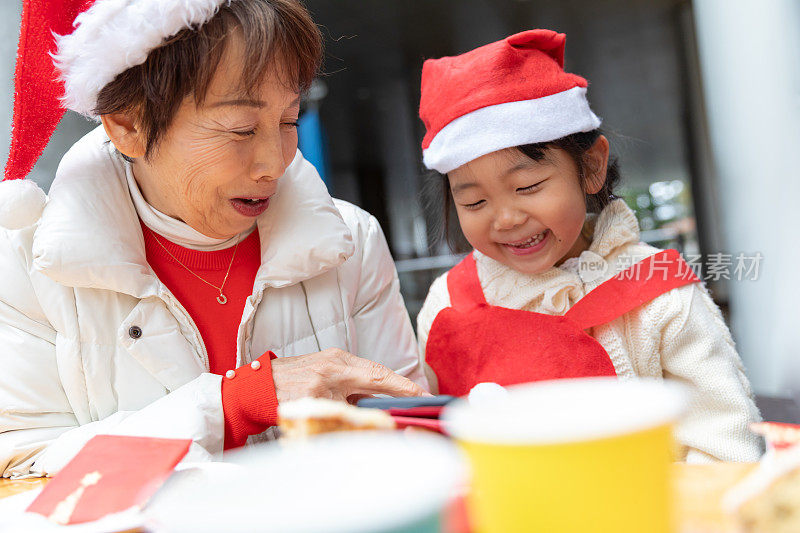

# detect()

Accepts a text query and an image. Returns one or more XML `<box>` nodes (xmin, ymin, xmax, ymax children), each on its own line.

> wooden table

<box><xmin>0</xmin><ymin>463</ymin><xmax>757</xmax><ymax>531</ymax></box>
<box><xmin>672</xmin><ymin>462</ymin><xmax>755</xmax><ymax>532</ymax></box>
<box><xmin>0</xmin><ymin>477</ymin><xmax>50</xmax><ymax>500</ymax></box>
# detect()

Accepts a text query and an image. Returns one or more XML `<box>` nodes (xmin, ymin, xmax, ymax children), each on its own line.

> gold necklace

<box><xmin>152</xmin><ymin>233</ymin><xmax>241</xmax><ymax>305</ymax></box>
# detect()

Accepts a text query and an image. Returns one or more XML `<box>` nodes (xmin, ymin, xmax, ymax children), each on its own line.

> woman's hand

<box><xmin>271</xmin><ymin>348</ymin><xmax>429</xmax><ymax>403</ymax></box>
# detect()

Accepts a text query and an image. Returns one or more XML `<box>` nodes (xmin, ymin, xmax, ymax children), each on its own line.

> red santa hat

<box><xmin>419</xmin><ymin>29</ymin><xmax>601</xmax><ymax>174</ymax></box>
<box><xmin>1</xmin><ymin>0</ymin><xmax>228</xmax><ymax>228</ymax></box>
<box><xmin>4</xmin><ymin>0</ymin><xmax>228</xmax><ymax>183</ymax></box>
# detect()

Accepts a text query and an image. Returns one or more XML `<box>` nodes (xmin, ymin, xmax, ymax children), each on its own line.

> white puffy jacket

<box><xmin>0</xmin><ymin>127</ymin><xmax>425</xmax><ymax>478</ymax></box>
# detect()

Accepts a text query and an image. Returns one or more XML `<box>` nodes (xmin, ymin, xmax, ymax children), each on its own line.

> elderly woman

<box><xmin>0</xmin><ymin>0</ymin><xmax>427</xmax><ymax>477</ymax></box>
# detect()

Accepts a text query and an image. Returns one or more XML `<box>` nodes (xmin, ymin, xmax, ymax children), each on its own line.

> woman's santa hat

<box><xmin>419</xmin><ymin>29</ymin><xmax>601</xmax><ymax>174</ymax></box>
<box><xmin>1</xmin><ymin>0</ymin><xmax>228</xmax><ymax>228</ymax></box>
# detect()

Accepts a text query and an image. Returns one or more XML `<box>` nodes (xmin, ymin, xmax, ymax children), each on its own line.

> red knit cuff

<box><xmin>221</xmin><ymin>351</ymin><xmax>279</xmax><ymax>450</ymax></box>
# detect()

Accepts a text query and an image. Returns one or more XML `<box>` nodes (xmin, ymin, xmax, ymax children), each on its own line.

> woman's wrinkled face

<box><xmin>449</xmin><ymin>146</ymin><xmax>598</xmax><ymax>275</ymax></box>
<box><xmin>131</xmin><ymin>34</ymin><xmax>301</xmax><ymax>239</ymax></box>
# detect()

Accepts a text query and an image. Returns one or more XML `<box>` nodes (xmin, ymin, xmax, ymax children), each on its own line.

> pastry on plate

<box><xmin>725</xmin><ymin>422</ymin><xmax>800</xmax><ymax>532</ymax></box>
<box><xmin>278</xmin><ymin>398</ymin><xmax>396</xmax><ymax>439</ymax></box>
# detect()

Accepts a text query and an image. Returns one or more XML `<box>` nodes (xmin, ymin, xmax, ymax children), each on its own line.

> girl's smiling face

<box><xmin>448</xmin><ymin>137</ymin><xmax>609</xmax><ymax>275</ymax></box>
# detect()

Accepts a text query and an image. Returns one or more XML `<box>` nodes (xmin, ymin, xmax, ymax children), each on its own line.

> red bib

<box><xmin>425</xmin><ymin>249</ymin><xmax>699</xmax><ymax>396</ymax></box>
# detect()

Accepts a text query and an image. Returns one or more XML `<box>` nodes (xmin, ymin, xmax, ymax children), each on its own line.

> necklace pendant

<box><xmin>216</xmin><ymin>294</ymin><xmax>227</xmax><ymax>305</ymax></box>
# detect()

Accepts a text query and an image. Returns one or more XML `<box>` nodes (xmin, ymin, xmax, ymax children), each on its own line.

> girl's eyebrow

<box><xmin>501</xmin><ymin>159</ymin><xmax>544</xmax><ymax>179</ymax></box>
<box><xmin>452</xmin><ymin>158</ymin><xmax>546</xmax><ymax>194</ymax></box>
<box><xmin>452</xmin><ymin>182</ymin><xmax>478</xmax><ymax>194</ymax></box>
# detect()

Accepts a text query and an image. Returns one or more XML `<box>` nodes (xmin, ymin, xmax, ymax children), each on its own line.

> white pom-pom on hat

<box><xmin>0</xmin><ymin>179</ymin><xmax>46</xmax><ymax>230</ymax></box>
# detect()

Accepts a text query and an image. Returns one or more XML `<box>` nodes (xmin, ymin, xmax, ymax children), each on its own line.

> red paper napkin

<box><xmin>27</xmin><ymin>434</ymin><xmax>191</xmax><ymax>525</ymax></box>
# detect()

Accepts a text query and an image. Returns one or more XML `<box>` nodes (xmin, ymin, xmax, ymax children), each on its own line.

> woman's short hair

<box><xmin>95</xmin><ymin>0</ymin><xmax>322</xmax><ymax>159</ymax></box>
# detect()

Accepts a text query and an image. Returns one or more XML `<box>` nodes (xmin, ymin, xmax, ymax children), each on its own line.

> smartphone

<box><xmin>356</xmin><ymin>396</ymin><xmax>456</xmax><ymax>410</ymax></box>
<box><xmin>356</xmin><ymin>395</ymin><xmax>456</xmax><ymax>418</ymax></box>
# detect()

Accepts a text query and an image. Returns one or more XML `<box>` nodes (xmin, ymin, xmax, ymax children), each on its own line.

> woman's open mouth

<box><xmin>230</xmin><ymin>197</ymin><xmax>271</xmax><ymax>217</ymax></box>
<box><xmin>501</xmin><ymin>230</ymin><xmax>549</xmax><ymax>256</ymax></box>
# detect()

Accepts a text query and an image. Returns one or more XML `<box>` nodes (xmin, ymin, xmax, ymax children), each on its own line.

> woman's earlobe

<box><xmin>100</xmin><ymin>113</ymin><xmax>146</xmax><ymax>159</ymax></box>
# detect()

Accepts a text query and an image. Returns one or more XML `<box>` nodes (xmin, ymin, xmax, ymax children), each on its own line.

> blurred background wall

<box><xmin>2</xmin><ymin>0</ymin><xmax>798</xmax><ymax>404</ymax></box>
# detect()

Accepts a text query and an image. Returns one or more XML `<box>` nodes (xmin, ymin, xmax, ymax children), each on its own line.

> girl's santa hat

<box><xmin>419</xmin><ymin>29</ymin><xmax>601</xmax><ymax>174</ymax></box>
<box><xmin>1</xmin><ymin>0</ymin><xmax>227</xmax><ymax>228</ymax></box>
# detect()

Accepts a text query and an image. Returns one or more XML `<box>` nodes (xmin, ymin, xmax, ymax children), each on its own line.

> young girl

<box><xmin>416</xmin><ymin>29</ymin><xmax>761</xmax><ymax>462</ymax></box>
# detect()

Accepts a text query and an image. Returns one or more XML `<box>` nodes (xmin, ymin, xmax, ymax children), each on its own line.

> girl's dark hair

<box><xmin>430</xmin><ymin>129</ymin><xmax>621</xmax><ymax>252</ymax></box>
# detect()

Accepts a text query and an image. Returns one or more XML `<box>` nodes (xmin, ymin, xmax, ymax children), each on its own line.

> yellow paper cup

<box><xmin>443</xmin><ymin>378</ymin><xmax>687</xmax><ymax>533</ymax></box>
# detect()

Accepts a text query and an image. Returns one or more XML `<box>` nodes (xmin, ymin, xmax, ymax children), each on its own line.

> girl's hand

<box><xmin>270</xmin><ymin>348</ymin><xmax>430</xmax><ymax>404</ymax></box>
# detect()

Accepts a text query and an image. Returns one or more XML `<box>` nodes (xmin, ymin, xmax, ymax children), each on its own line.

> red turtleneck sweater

<box><xmin>141</xmin><ymin>222</ymin><xmax>279</xmax><ymax>449</ymax></box>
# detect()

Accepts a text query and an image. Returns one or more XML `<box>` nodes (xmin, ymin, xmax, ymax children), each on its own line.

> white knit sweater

<box><xmin>417</xmin><ymin>199</ymin><xmax>762</xmax><ymax>463</ymax></box>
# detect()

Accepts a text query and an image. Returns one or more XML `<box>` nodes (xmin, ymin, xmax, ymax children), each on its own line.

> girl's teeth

<box><xmin>510</xmin><ymin>232</ymin><xmax>545</xmax><ymax>248</ymax></box>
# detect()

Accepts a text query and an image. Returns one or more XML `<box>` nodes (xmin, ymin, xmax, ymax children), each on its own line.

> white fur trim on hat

<box><xmin>0</xmin><ymin>179</ymin><xmax>47</xmax><ymax>230</ymax></box>
<box><xmin>53</xmin><ymin>0</ymin><xmax>230</xmax><ymax>118</ymax></box>
<box><xmin>422</xmin><ymin>86</ymin><xmax>601</xmax><ymax>174</ymax></box>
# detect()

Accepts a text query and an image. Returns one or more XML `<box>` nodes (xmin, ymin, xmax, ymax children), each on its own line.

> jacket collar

<box><xmin>32</xmin><ymin>126</ymin><xmax>354</xmax><ymax>297</ymax></box>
